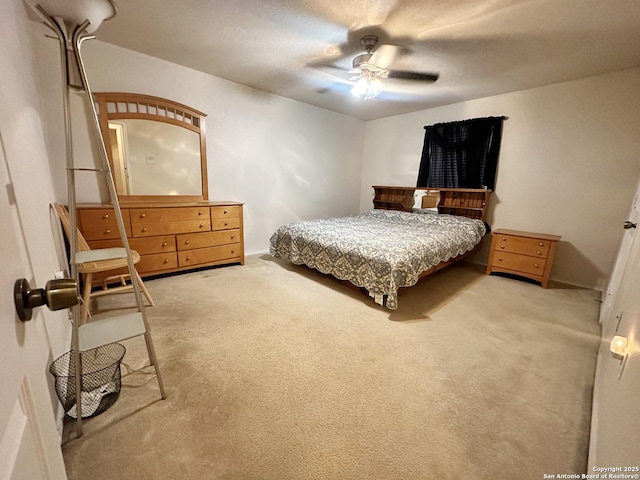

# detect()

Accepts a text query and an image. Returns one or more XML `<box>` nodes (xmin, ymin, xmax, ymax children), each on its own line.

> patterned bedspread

<box><xmin>269</xmin><ymin>209</ymin><xmax>486</xmax><ymax>310</ymax></box>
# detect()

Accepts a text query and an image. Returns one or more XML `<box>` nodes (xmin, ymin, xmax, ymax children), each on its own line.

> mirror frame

<box><xmin>94</xmin><ymin>92</ymin><xmax>208</xmax><ymax>203</ymax></box>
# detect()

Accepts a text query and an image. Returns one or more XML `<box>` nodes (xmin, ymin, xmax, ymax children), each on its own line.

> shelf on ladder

<box><xmin>78</xmin><ymin>312</ymin><xmax>146</xmax><ymax>352</ymax></box>
<box><xmin>76</xmin><ymin>248</ymin><xmax>128</xmax><ymax>263</ymax></box>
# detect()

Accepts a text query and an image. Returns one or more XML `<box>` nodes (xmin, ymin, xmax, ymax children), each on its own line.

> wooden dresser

<box><xmin>486</xmin><ymin>229</ymin><xmax>561</xmax><ymax>288</ymax></box>
<box><xmin>77</xmin><ymin>201</ymin><xmax>244</xmax><ymax>286</ymax></box>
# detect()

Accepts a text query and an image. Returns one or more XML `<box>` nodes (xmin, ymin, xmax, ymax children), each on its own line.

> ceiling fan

<box><xmin>348</xmin><ymin>34</ymin><xmax>439</xmax><ymax>100</ymax></box>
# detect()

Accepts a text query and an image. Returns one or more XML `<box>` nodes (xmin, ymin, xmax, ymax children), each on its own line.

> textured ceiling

<box><xmin>91</xmin><ymin>0</ymin><xmax>640</xmax><ymax>120</ymax></box>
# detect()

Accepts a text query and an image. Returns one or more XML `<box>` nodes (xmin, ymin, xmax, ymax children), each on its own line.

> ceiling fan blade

<box><xmin>369</xmin><ymin>44</ymin><xmax>399</xmax><ymax>68</ymax></box>
<box><xmin>308</xmin><ymin>61</ymin><xmax>348</xmax><ymax>73</ymax></box>
<box><xmin>387</xmin><ymin>70</ymin><xmax>439</xmax><ymax>82</ymax></box>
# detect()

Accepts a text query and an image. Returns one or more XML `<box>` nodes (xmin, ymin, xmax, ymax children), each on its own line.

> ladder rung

<box><xmin>78</xmin><ymin>312</ymin><xmax>146</xmax><ymax>352</ymax></box>
<box><xmin>68</xmin><ymin>167</ymin><xmax>107</xmax><ymax>172</ymax></box>
<box><xmin>75</xmin><ymin>248</ymin><xmax>128</xmax><ymax>264</ymax></box>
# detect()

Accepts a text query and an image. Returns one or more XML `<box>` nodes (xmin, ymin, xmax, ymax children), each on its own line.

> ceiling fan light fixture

<box><xmin>350</xmin><ymin>73</ymin><xmax>384</xmax><ymax>100</ymax></box>
<box><xmin>349</xmin><ymin>64</ymin><xmax>388</xmax><ymax>100</ymax></box>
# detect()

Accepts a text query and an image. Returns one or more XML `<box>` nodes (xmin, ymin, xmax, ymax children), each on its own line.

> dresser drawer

<box><xmin>176</xmin><ymin>229</ymin><xmax>241</xmax><ymax>251</ymax></box>
<box><xmin>137</xmin><ymin>252</ymin><xmax>178</xmax><ymax>273</ymax></box>
<box><xmin>131</xmin><ymin>219</ymin><xmax>211</xmax><ymax>237</ymax></box>
<box><xmin>178</xmin><ymin>244</ymin><xmax>241</xmax><ymax>267</ymax></box>
<box><xmin>211</xmin><ymin>205</ymin><xmax>240</xmax><ymax>219</ymax></box>
<box><xmin>79</xmin><ymin>208</ymin><xmax>131</xmax><ymax>240</ymax></box>
<box><xmin>131</xmin><ymin>236</ymin><xmax>177</xmax><ymax>254</ymax></box>
<box><xmin>494</xmin><ymin>234</ymin><xmax>550</xmax><ymax>258</ymax></box>
<box><xmin>492</xmin><ymin>251</ymin><xmax>547</xmax><ymax>276</ymax></box>
<box><xmin>130</xmin><ymin>207</ymin><xmax>209</xmax><ymax>223</ymax></box>
<box><xmin>212</xmin><ymin>217</ymin><xmax>240</xmax><ymax>231</ymax></box>
<box><xmin>130</xmin><ymin>207</ymin><xmax>211</xmax><ymax>236</ymax></box>
<box><xmin>88</xmin><ymin>235</ymin><xmax>177</xmax><ymax>254</ymax></box>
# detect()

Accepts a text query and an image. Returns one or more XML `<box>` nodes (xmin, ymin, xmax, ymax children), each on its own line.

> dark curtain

<box><xmin>416</xmin><ymin>116</ymin><xmax>505</xmax><ymax>190</ymax></box>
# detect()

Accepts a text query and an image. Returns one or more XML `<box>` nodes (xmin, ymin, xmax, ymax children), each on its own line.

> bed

<box><xmin>269</xmin><ymin>187</ymin><xmax>490</xmax><ymax>310</ymax></box>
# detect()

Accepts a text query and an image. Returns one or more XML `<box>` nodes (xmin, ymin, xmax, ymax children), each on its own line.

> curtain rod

<box><xmin>424</xmin><ymin>116</ymin><xmax>508</xmax><ymax>129</ymax></box>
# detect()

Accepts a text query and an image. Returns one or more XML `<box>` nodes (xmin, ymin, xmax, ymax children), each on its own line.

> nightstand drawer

<box><xmin>494</xmin><ymin>235</ymin><xmax>550</xmax><ymax>258</ymax></box>
<box><xmin>492</xmin><ymin>251</ymin><xmax>547</xmax><ymax>276</ymax></box>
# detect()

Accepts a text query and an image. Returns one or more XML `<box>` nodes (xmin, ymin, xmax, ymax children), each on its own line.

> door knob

<box><xmin>14</xmin><ymin>278</ymin><xmax>78</xmax><ymax>322</ymax></box>
<box><xmin>624</xmin><ymin>221</ymin><xmax>637</xmax><ymax>229</ymax></box>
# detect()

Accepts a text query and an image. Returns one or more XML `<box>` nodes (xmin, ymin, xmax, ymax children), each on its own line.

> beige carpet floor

<box><xmin>61</xmin><ymin>255</ymin><xmax>601</xmax><ymax>480</ymax></box>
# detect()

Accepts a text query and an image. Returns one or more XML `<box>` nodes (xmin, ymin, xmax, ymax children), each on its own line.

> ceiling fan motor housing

<box><xmin>353</xmin><ymin>35</ymin><xmax>379</xmax><ymax>69</ymax></box>
<box><xmin>360</xmin><ymin>34</ymin><xmax>379</xmax><ymax>52</ymax></box>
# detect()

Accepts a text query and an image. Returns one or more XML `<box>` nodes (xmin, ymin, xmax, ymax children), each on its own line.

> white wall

<box><xmin>360</xmin><ymin>69</ymin><xmax>640</xmax><ymax>289</ymax></box>
<box><xmin>32</xmin><ymin>35</ymin><xmax>365</xmax><ymax>256</ymax></box>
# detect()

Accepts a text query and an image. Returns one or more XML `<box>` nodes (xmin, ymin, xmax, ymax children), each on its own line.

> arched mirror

<box><xmin>94</xmin><ymin>92</ymin><xmax>208</xmax><ymax>202</ymax></box>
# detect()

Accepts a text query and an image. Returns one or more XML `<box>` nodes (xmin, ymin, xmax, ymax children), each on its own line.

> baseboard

<box><xmin>245</xmin><ymin>249</ymin><xmax>271</xmax><ymax>257</ymax></box>
<box><xmin>465</xmin><ymin>259</ymin><xmax>603</xmax><ymax>293</ymax></box>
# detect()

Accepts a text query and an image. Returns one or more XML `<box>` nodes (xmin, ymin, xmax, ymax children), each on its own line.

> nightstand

<box><xmin>486</xmin><ymin>229</ymin><xmax>561</xmax><ymax>288</ymax></box>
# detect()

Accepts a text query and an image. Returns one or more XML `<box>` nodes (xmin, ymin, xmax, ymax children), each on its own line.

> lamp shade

<box><xmin>33</xmin><ymin>0</ymin><xmax>116</xmax><ymax>33</ymax></box>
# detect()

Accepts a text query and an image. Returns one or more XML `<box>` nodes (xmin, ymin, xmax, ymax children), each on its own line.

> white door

<box><xmin>588</xmin><ymin>177</ymin><xmax>640</xmax><ymax>467</ymax></box>
<box><xmin>599</xmin><ymin>175</ymin><xmax>640</xmax><ymax>328</ymax></box>
<box><xmin>0</xmin><ymin>142</ymin><xmax>67</xmax><ymax>478</ymax></box>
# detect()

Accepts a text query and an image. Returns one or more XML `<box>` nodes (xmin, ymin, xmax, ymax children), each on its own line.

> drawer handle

<box><xmin>224</xmin><ymin>222</ymin><xmax>228</xmax><ymax>226</ymax></box>
<box><xmin>498</xmin><ymin>257</ymin><xmax>502</xmax><ymax>261</ymax></box>
<box><xmin>231</xmin><ymin>249</ymin><xmax>234</xmax><ymax>254</ymax></box>
<box><xmin>501</xmin><ymin>237</ymin><xmax>506</xmax><ymax>241</ymax></box>
<box><xmin>539</xmin><ymin>242</ymin><xmax>544</xmax><ymax>246</ymax></box>
<box><xmin>141</xmin><ymin>228</ymin><xmax>147</xmax><ymax>233</ymax></box>
<box><xmin>105</xmin><ymin>229</ymin><xmax>111</xmax><ymax>234</ymax></box>
<box><xmin>162</xmin><ymin>242</ymin><xmax>167</xmax><ymax>247</ymax></box>
<box><xmin>534</xmin><ymin>263</ymin><xmax>539</xmax><ymax>268</ymax></box>
<box><xmin>537</xmin><ymin>250</ymin><xmax>542</xmax><ymax>255</ymax></box>
<box><xmin>223</xmin><ymin>210</ymin><xmax>228</xmax><ymax>215</ymax></box>
<box><xmin>185</xmin><ymin>256</ymin><xmax>191</xmax><ymax>261</ymax></box>
<box><xmin>230</xmin><ymin>236</ymin><xmax>234</xmax><ymax>240</ymax></box>
<box><xmin>102</xmin><ymin>214</ymin><xmax>109</xmax><ymax>219</ymax></box>
<box><xmin>140</xmin><ymin>213</ymin><xmax>146</xmax><ymax>218</ymax></box>
<box><xmin>185</xmin><ymin>240</ymin><xmax>190</xmax><ymax>245</ymax></box>
<box><xmin>199</xmin><ymin>223</ymin><xmax>204</xmax><ymax>228</ymax></box>
<box><xmin>163</xmin><ymin>259</ymin><xmax>169</xmax><ymax>264</ymax></box>
<box><xmin>500</xmin><ymin>245</ymin><xmax>505</xmax><ymax>249</ymax></box>
<box><xmin>198</xmin><ymin>211</ymin><xmax>203</xmax><ymax>215</ymax></box>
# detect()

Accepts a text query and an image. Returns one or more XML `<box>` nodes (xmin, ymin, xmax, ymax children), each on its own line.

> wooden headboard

<box><xmin>435</xmin><ymin>188</ymin><xmax>490</xmax><ymax>221</ymax></box>
<box><xmin>372</xmin><ymin>185</ymin><xmax>490</xmax><ymax>221</ymax></box>
<box><xmin>372</xmin><ymin>186</ymin><xmax>416</xmax><ymax>211</ymax></box>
